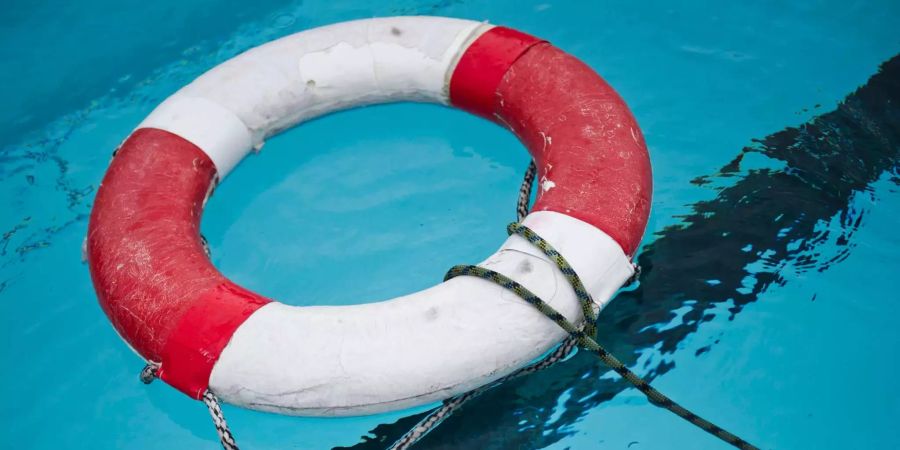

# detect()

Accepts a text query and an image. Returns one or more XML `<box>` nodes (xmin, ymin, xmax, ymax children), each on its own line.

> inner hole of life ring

<box><xmin>199</xmin><ymin>102</ymin><xmax>536</xmax><ymax>308</ymax></box>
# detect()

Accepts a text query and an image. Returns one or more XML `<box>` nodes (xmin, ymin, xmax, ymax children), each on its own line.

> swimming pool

<box><xmin>2</xmin><ymin>0</ymin><xmax>899</xmax><ymax>448</ymax></box>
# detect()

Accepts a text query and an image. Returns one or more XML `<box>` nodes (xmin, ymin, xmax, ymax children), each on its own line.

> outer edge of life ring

<box><xmin>87</xmin><ymin>16</ymin><xmax>651</xmax><ymax>415</ymax></box>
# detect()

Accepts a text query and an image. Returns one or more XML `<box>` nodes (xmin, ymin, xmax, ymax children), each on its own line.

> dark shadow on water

<box><xmin>337</xmin><ymin>54</ymin><xmax>900</xmax><ymax>449</ymax></box>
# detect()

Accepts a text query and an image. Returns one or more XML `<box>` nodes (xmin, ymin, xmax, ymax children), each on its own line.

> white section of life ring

<box><xmin>138</xmin><ymin>16</ymin><xmax>490</xmax><ymax>177</ymax></box>
<box><xmin>210</xmin><ymin>210</ymin><xmax>633</xmax><ymax>415</ymax></box>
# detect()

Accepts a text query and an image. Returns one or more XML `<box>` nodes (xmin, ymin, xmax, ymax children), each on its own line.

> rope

<box><xmin>136</xmin><ymin>159</ymin><xmax>756</xmax><ymax>450</ymax></box>
<box><xmin>139</xmin><ymin>362</ymin><xmax>159</xmax><ymax>385</ymax></box>
<box><xmin>202</xmin><ymin>391</ymin><xmax>240</xmax><ymax>450</ymax></box>
<box><xmin>515</xmin><ymin>160</ymin><xmax>537</xmax><ymax>221</ymax></box>
<box><xmin>139</xmin><ymin>363</ymin><xmax>239</xmax><ymax>450</ymax></box>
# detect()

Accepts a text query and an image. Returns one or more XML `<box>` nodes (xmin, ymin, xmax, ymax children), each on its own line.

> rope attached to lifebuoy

<box><xmin>443</xmin><ymin>226</ymin><xmax>759</xmax><ymax>450</ymax></box>
<box><xmin>201</xmin><ymin>391</ymin><xmax>239</xmax><ymax>450</ymax></box>
<box><xmin>140</xmin><ymin>363</ymin><xmax>240</xmax><ymax>449</ymax></box>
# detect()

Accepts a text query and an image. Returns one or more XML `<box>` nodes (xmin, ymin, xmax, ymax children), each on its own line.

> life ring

<box><xmin>87</xmin><ymin>16</ymin><xmax>651</xmax><ymax>416</ymax></box>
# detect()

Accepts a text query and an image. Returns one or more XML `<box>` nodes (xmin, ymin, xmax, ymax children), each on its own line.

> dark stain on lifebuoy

<box><xmin>517</xmin><ymin>260</ymin><xmax>533</xmax><ymax>275</ymax></box>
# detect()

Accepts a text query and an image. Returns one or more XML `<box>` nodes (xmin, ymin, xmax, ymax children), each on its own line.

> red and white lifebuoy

<box><xmin>88</xmin><ymin>16</ymin><xmax>651</xmax><ymax>415</ymax></box>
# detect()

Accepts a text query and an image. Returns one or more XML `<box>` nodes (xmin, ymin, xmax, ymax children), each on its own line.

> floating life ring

<box><xmin>87</xmin><ymin>16</ymin><xmax>651</xmax><ymax>416</ymax></box>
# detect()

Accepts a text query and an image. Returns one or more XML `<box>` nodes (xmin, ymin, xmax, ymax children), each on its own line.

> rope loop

<box><xmin>139</xmin><ymin>363</ymin><xmax>159</xmax><ymax>385</ymax></box>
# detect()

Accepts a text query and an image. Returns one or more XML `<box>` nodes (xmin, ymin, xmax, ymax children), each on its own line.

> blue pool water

<box><xmin>2</xmin><ymin>1</ymin><xmax>899</xmax><ymax>448</ymax></box>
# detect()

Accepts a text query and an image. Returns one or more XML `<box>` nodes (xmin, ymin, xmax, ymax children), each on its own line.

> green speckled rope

<box><xmin>444</xmin><ymin>222</ymin><xmax>758</xmax><ymax>450</ymax></box>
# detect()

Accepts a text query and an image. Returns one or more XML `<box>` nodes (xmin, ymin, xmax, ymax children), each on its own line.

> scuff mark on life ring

<box><xmin>540</xmin><ymin>176</ymin><xmax>556</xmax><ymax>193</ymax></box>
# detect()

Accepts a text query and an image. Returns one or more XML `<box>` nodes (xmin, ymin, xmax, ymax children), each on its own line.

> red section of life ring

<box><xmin>450</xmin><ymin>27</ymin><xmax>651</xmax><ymax>255</ymax></box>
<box><xmin>87</xmin><ymin>128</ymin><xmax>269</xmax><ymax>398</ymax></box>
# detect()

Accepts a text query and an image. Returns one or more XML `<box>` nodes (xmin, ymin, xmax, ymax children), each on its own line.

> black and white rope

<box><xmin>140</xmin><ymin>362</ymin><xmax>239</xmax><ymax>450</ymax></box>
<box><xmin>202</xmin><ymin>390</ymin><xmax>240</xmax><ymax>450</ymax></box>
<box><xmin>139</xmin><ymin>362</ymin><xmax>160</xmax><ymax>385</ymax></box>
<box><xmin>200</xmin><ymin>234</ymin><xmax>212</xmax><ymax>258</ymax></box>
<box><xmin>515</xmin><ymin>160</ymin><xmax>537</xmax><ymax>221</ymax></box>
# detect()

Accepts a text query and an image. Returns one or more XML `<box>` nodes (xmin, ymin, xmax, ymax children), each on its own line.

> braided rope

<box><xmin>139</xmin><ymin>362</ymin><xmax>159</xmax><ymax>385</ymax></box>
<box><xmin>515</xmin><ymin>160</ymin><xmax>537</xmax><ymax>221</ymax></box>
<box><xmin>139</xmin><ymin>363</ymin><xmax>239</xmax><ymax>450</ymax></box>
<box><xmin>202</xmin><ymin>390</ymin><xmax>240</xmax><ymax>450</ymax></box>
<box><xmin>442</xmin><ymin>223</ymin><xmax>759</xmax><ymax>450</ymax></box>
<box><xmin>200</xmin><ymin>234</ymin><xmax>212</xmax><ymax>258</ymax></box>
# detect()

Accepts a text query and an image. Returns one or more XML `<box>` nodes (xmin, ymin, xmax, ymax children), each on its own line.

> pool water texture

<box><xmin>2</xmin><ymin>1</ymin><xmax>899</xmax><ymax>449</ymax></box>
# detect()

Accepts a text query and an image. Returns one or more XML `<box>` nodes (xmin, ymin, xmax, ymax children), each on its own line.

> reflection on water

<box><xmin>342</xmin><ymin>55</ymin><xmax>900</xmax><ymax>449</ymax></box>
